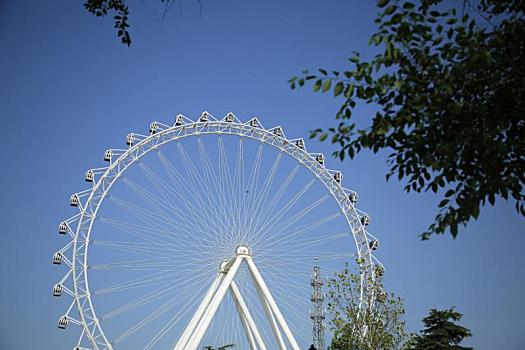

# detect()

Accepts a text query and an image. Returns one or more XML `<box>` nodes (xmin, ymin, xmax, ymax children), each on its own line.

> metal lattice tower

<box><xmin>310</xmin><ymin>259</ymin><xmax>326</xmax><ymax>350</ymax></box>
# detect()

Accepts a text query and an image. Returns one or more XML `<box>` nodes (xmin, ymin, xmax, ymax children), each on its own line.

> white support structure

<box><xmin>174</xmin><ymin>273</ymin><xmax>224</xmax><ymax>350</ymax></box>
<box><xmin>254</xmin><ymin>281</ymin><xmax>287</xmax><ymax>350</ymax></box>
<box><xmin>230</xmin><ymin>281</ymin><xmax>267</xmax><ymax>350</ymax></box>
<box><xmin>184</xmin><ymin>256</ymin><xmax>243</xmax><ymax>350</ymax></box>
<box><xmin>174</xmin><ymin>245</ymin><xmax>298</xmax><ymax>350</ymax></box>
<box><xmin>246</xmin><ymin>256</ymin><xmax>301</xmax><ymax>350</ymax></box>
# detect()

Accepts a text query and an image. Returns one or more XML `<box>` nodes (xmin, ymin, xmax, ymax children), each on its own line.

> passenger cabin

<box><xmin>199</xmin><ymin>112</ymin><xmax>209</xmax><ymax>122</ymax></box>
<box><xmin>58</xmin><ymin>222</ymin><xmax>68</xmax><ymax>234</ymax></box>
<box><xmin>249</xmin><ymin>118</ymin><xmax>259</xmax><ymax>127</ymax></box>
<box><xmin>315</xmin><ymin>154</ymin><xmax>325</xmax><ymax>165</ymax></box>
<box><xmin>273</xmin><ymin>127</ymin><xmax>283</xmax><ymax>137</ymax></box>
<box><xmin>104</xmin><ymin>150</ymin><xmax>112</xmax><ymax>162</ymax></box>
<box><xmin>53</xmin><ymin>284</ymin><xmax>63</xmax><ymax>297</ymax></box>
<box><xmin>175</xmin><ymin>115</ymin><xmax>184</xmax><ymax>126</ymax></box>
<box><xmin>361</xmin><ymin>215</ymin><xmax>371</xmax><ymax>226</ymax></box>
<box><xmin>53</xmin><ymin>252</ymin><xmax>63</xmax><ymax>265</ymax></box>
<box><xmin>58</xmin><ymin>316</ymin><xmax>68</xmax><ymax>329</ymax></box>
<box><xmin>70</xmin><ymin>194</ymin><xmax>79</xmax><ymax>207</ymax></box>
<box><xmin>369</xmin><ymin>240</ymin><xmax>379</xmax><ymax>250</ymax></box>
<box><xmin>126</xmin><ymin>133</ymin><xmax>135</xmax><ymax>146</ymax></box>
<box><xmin>85</xmin><ymin>170</ymin><xmax>94</xmax><ymax>182</ymax></box>
<box><xmin>333</xmin><ymin>172</ymin><xmax>342</xmax><ymax>184</ymax></box>
<box><xmin>149</xmin><ymin>121</ymin><xmax>158</xmax><ymax>134</ymax></box>
<box><xmin>348</xmin><ymin>192</ymin><xmax>358</xmax><ymax>204</ymax></box>
<box><xmin>225</xmin><ymin>113</ymin><xmax>234</xmax><ymax>122</ymax></box>
<box><xmin>294</xmin><ymin>139</ymin><xmax>305</xmax><ymax>150</ymax></box>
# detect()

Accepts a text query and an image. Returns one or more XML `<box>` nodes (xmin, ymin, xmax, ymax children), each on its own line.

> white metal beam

<box><xmin>230</xmin><ymin>280</ymin><xmax>267</xmax><ymax>350</ymax></box>
<box><xmin>246</xmin><ymin>256</ymin><xmax>300</xmax><ymax>350</ymax></box>
<box><xmin>254</xmin><ymin>282</ymin><xmax>286</xmax><ymax>350</ymax></box>
<box><xmin>185</xmin><ymin>256</ymin><xmax>243</xmax><ymax>350</ymax></box>
<box><xmin>174</xmin><ymin>273</ymin><xmax>224</xmax><ymax>350</ymax></box>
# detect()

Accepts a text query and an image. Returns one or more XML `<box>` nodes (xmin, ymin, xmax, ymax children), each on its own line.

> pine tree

<box><xmin>406</xmin><ymin>307</ymin><xmax>472</xmax><ymax>350</ymax></box>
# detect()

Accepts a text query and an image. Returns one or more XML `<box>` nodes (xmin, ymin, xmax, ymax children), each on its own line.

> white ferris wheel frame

<box><xmin>53</xmin><ymin>112</ymin><xmax>381</xmax><ymax>350</ymax></box>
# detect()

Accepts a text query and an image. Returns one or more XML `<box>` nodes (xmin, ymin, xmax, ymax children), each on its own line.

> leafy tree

<box><xmin>327</xmin><ymin>264</ymin><xmax>407</xmax><ymax>350</ymax></box>
<box><xmin>290</xmin><ymin>0</ymin><xmax>525</xmax><ymax>239</ymax></box>
<box><xmin>404</xmin><ymin>307</ymin><xmax>472</xmax><ymax>349</ymax></box>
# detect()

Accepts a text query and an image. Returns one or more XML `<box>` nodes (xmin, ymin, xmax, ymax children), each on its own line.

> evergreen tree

<box><xmin>406</xmin><ymin>307</ymin><xmax>472</xmax><ymax>350</ymax></box>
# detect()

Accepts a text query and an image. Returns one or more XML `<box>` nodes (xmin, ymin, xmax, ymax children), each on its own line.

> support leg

<box><xmin>246</xmin><ymin>256</ymin><xmax>300</xmax><ymax>350</ymax></box>
<box><xmin>230</xmin><ymin>281</ymin><xmax>268</xmax><ymax>350</ymax></box>
<box><xmin>185</xmin><ymin>256</ymin><xmax>243</xmax><ymax>350</ymax></box>
<box><xmin>254</xmin><ymin>283</ymin><xmax>286</xmax><ymax>350</ymax></box>
<box><xmin>174</xmin><ymin>273</ymin><xmax>224</xmax><ymax>350</ymax></box>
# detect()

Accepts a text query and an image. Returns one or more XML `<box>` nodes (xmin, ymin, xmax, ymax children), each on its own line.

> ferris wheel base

<box><xmin>174</xmin><ymin>246</ymin><xmax>300</xmax><ymax>350</ymax></box>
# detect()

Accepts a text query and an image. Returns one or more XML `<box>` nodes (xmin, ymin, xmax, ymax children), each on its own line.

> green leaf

<box><xmin>384</xmin><ymin>5</ymin><xmax>396</xmax><ymax>15</ymax></box>
<box><xmin>334</xmin><ymin>82</ymin><xmax>344</xmax><ymax>97</ymax></box>
<box><xmin>438</xmin><ymin>199</ymin><xmax>449</xmax><ymax>208</ymax></box>
<box><xmin>313</xmin><ymin>79</ymin><xmax>322</xmax><ymax>92</ymax></box>
<box><xmin>322</xmin><ymin>79</ymin><xmax>332</xmax><ymax>93</ymax></box>
<box><xmin>377</xmin><ymin>0</ymin><xmax>389</xmax><ymax>8</ymax></box>
<box><xmin>488</xmin><ymin>193</ymin><xmax>495</xmax><ymax>205</ymax></box>
<box><xmin>319</xmin><ymin>133</ymin><xmax>328</xmax><ymax>142</ymax></box>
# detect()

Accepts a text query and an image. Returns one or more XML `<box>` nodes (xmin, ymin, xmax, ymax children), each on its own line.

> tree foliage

<box><xmin>290</xmin><ymin>0</ymin><xmax>525</xmax><ymax>239</ymax></box>
<box><xmin>327</xmin><ymin>264</ymin><xmax>407</xmax><ymax>350</ymax></box>
<box><xmin>405</xmin><ymin>307</ymin><xmax>472</xmax><ymax>350</ymax></box>
<box><xmin>83</xmin><ymin>0</ymin><xmax>201</xmax><ymax>46</ymax></box>
<box><xmin>84</xmin><ymin>0</ymin><xmax>132</xmax><ymax>46</ymax></box>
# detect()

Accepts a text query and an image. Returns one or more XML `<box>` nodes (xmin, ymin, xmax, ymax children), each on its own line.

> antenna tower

<box><xmin>310</xmin><ymin>259</ymin><xmax>325</xmax><ymax>350</ymax></box>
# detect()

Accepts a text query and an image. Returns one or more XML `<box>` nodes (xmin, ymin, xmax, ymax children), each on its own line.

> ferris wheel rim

<box><xmin>64</xmin><ymin>115</ymin><xmax>378</xmax><ymax>350</ymax></box>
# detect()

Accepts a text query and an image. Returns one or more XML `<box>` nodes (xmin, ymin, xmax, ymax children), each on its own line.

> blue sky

<box><xmin>1</xmin><ymin>0</ymin><xmax>524</xmax><ymax>349</ymax></box>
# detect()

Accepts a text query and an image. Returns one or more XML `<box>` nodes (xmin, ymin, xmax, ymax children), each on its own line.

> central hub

<box><xmin>236</xmin><ymin>245</ymin><xmax>251</xmax><ymax>256</ymax></box>
<box><xmin>219</xmin><ymin>246</ymin><xmax>251</xmax><ymax>274</ymax></box>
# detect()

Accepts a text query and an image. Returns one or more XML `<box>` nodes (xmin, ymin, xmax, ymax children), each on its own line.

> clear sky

<box><xmin>1</xmin><ymin>0</ymin><xmax>524</xmax><ymax>349</ymax></box>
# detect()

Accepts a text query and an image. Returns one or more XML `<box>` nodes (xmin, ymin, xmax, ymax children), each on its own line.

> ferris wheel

<box><xmin>52</xmin><ymin>112</ymin><xmax>382</xmax><ymax>350</ymax></box>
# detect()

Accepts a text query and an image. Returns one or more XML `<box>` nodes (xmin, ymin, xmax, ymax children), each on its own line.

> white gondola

<box><xmin>348</xmin><ymin>192</ymin><xmax>358</xmax><ymax>204</ymax></box>
<box><xmin>126</xmin><ymin>133</ymin><xmax>135</xmax><ymax>146</ymax></box>
<box><xmin>369</xmin><ymin>240</ymin><xmax>379</xmax><ymax>250</ymax></box>
<box><xmin>249</xmin><ymin>118</ymin><xmax>259</xmax><ymax>127</ymax></box>
<box><xmin>58</xmin><ymin>222</ymin><xmax>68</xmax><ymax>234</ymax></box>
<box><xmin>294</xmin><ymin>138</ymin><xmax>305</xmax><ymax>150</ymax></box>
<box><xmin>199</xmin><ymin>112</ymin><xmax>209</xmax><ymax>122</ymax></box>
<box><xmin>224</xmin><ymin>113</ymin><xmax>234</xmax><ymax>123</ymax></box>
<box><xmin>104</xmin><ymin>149</ymin><xmax>112</xmax><ymax>162</ymax></box>
<box><xmin>315</xmin><ymin>154</ymin><xmax>325</xmax><ymax>165</ymax></box>
<box><xmin>53</xmin><ymin>252</ymin><xmax>63</xmax><ymax>265</ymax></box>
<box><xmin>272</xmin><ymin>127</ymin><xmax>283</xmax><ymax>137</ymax></box>
<box><xmin>149</xmin><ymin>121</ymin><xmax>158</xmax><ymax>134</ymax></box>
<box><xmin>175</xmin><ymin>115</ymin><xmax>184</xmax><ymax>126</ymax></box>
<box><xmin>58</xmin><ymin>315</ymin><xmax>68</xmax><ymax>329</ymax></box>
<box><xmin>361</xmin><ymin>215</ymin><xmax>371</xmax><ymax>226</ymax></box>
<box><xmin>333</xmin><ymin>172</ymin><xmax>342</xmax><ymax>184</ymax></box>
<box><xmin>70</xmin><ymin>194</ymin><xmax>79</xmax><ymax>207</ymax></box>
<box><xmin>85</xmin><ymin>170</ymin><xmax>94</xmax><ymax>182</ymax></box>
<box><xmin>53</xmin><ymin>283</ymin><xmax>63</xmax><ymax>297</ymax></box>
